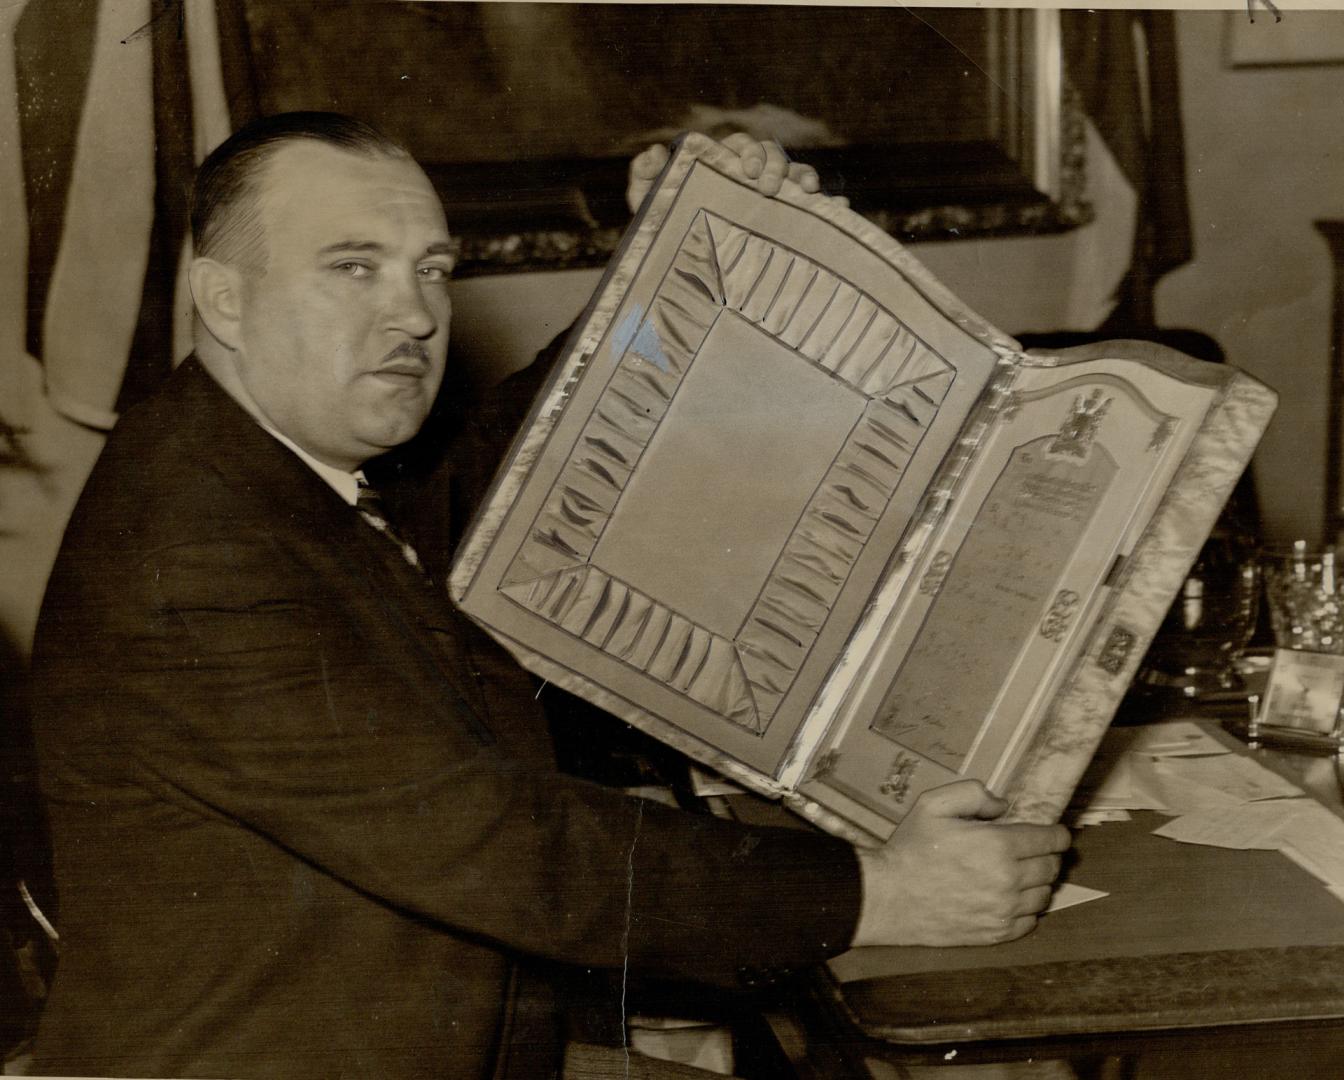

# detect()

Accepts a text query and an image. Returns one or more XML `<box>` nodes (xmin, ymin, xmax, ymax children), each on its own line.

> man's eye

<box><xmin>418</xmin><ymin>265</ymin><xmax>452</xmax><ymax>283</ymax></box>
<box><xmin>334</xmin><ymin>262</ymin><xmax>372</xmax><ymax>278</ymax></box>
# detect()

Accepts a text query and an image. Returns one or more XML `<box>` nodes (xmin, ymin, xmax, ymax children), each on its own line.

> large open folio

<box><xmin>450</xmin><ymin>135</ymin><xmax>1277</xmax><ymax>846</ymax></box>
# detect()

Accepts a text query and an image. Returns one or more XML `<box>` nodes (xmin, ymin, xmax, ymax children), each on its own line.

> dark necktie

<box><xmin>355</xmin><ymin>477</ymin><xmax>425</xmax><ymax>573</ymax></box>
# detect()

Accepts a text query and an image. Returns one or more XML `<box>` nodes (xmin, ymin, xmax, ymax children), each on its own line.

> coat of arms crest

<box><xmin>1049</xmin><ymin>388</ymin><xmax>1112</xmax><ymax>459</ymax></box>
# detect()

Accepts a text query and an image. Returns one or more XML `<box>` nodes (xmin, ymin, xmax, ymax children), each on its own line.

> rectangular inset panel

<box><xmin>593</xmin><ymin>311</ymin><xmax>865</xmax><ymax>639</ymax></box>
<box><xmin>870</xmin><ymin>437</ymin><xmax>1118</xmax><ymax>768</ymax></box>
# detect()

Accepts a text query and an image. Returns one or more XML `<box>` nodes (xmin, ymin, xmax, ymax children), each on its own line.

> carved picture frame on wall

<box><xmin>228</xmin><ymin>1</ymin><xmax>1091</xmax><ymax>275</ymax></box>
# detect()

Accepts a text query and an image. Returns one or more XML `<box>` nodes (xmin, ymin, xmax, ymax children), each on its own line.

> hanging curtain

<box><xmin>1</xmin><ymin>0</ymin><xmax>229</xmax><ymax>656</ymax></box>
<box><xmin>1063</xmin><ymin>9</ymin><xmax>1194</xmax><ymax>333</ymax></box>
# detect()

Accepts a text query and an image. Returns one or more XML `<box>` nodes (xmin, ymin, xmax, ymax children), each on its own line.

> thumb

<box><xmin>625</xmin><ymin>144</ymin><xmax>670</xmax><ymax>214</ymax></box>
<box><xmin>914</xmin><ymin>779</ymin><xmax>1008</xmax><ymax>821</ymax></box>
<box><xmin>631</xmin><ymin>143</ymin><xmax>670</xmax><ymax>181</ymax></box>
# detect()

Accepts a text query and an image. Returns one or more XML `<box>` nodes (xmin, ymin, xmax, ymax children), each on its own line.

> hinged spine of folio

<box><xmin>778</xmin><ymin>355</ymin><xmax>1026</xmax><ymax>792</ymax></box>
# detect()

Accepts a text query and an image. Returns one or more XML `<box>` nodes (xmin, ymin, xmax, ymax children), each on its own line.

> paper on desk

<box><xmin>1153</xmin><ymin>797</ymin><xmax>1314</xmax><ymax>849</ymax></box>
<box><xmin>1045</xmin><ymin>882</ymin><xmax>1109</xmax><ymax>913</ymax></box>
<box><xmin>1107</xmin><ymin>720</ymin><xmax>1232</xmax><ymax>758</ymax></box>
<box><xmin>1079</xmin><ymin>753</ymin><xmax>1172</xmax><ymax>813</ymax></box>
<box><xmin>1074</xmin><ymin>721</ymin><xmax>1235</xmax><ymax>817</ymax></box>
<box><xmin>1078</xmin><ymin>723</ymin><xmax>1344</xmax><ymax>900</ymax></box>
<box><xmin>1074</xmin><ymin>808</ymin><xmax>1133</xmax><ymax>826</ymax></box>
<box><xmin>1159</xmin><ymin>754</ymin><xmax>1304</xmax><ymax>803</ymax></box>
<box><xmin>1153</xmin><ymin>797</ymin><xmax>1344</xmax><ymax>891</ymax></box>
<box><xmin>1079</xmin><ymin>747</ymin><xmax>1300</xmax><ymax>816</ymax></box>
<box><xmin>1277</xmin><ymin>802</ymin><xmax>1344</xmax><ymax>887</ymax></box>
<box><xmin>1083</xmin><ymin>753</ymin><xmax>1243</xmax><ymax>814</ymax></box>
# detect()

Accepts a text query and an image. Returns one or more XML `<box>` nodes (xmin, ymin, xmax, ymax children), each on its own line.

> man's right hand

<box><xmin>850</xmin><ymin>780</ymin><xmax>1071</xmax><ymax>948</ymax></box>
<box><xmin>625</xmin><ymin>134</ymin><xmax>847</xmax><ymax>216</ymax></box>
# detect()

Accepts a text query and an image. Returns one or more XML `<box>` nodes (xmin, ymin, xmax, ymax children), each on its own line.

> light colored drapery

<box><xmin>0</xmin><ymin>0</ymin><xmax>227</xmax><ymax>660</ymax></box>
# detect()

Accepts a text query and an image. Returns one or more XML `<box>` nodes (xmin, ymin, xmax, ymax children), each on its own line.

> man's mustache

<box><xmin>382</xmin><ymin>342</ymin><xmax>432</xmax><ymax>366</ymax></box>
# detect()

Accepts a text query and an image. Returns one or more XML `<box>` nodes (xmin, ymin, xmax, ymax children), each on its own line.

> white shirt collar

<box><xmin>255</xmin><ymin>419</ymin><xmax>361</xmax><ymax>507</ymax></box>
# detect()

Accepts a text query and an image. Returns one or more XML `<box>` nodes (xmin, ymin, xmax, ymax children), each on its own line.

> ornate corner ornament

<box><xmin>1148</xmin><ymin>415</ymin><xmax>1176</xmax><ymax>453</ymax></box>
<box><xmin>808</xmin><ymin>749</ymin><xmax>842</xmax><ymax>784</ymax></box>
<box><xmin>878</xmin><ymin>752</ymin><xmax>921</xmax><ymax>804</ymax></box>
<box><xmin>1040</xmin><ymin>589</ymin><xmax>1082</xmax><ymax>643</ymax></box>
<box><xmin>1096</xmin><ymin>625</ymin><xmax>1138</xmax><ymax>676</ymax></box>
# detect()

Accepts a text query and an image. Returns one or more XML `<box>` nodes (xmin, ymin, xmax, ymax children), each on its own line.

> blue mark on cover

<box><xmin>611</xmin><ymin>304</ymin><xmax>671</xmax><ymax>373</ymax></box>
<box><xmin>632</xmin><ymin>320</ymin><xmax>671</xmax><ymax>373</ymax></box>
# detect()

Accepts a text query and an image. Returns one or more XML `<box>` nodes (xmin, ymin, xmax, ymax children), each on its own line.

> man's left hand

<box><xmin>625</xmin><ymin>134</ymin><xmax>846</xmax><ymax>214</ymax></box>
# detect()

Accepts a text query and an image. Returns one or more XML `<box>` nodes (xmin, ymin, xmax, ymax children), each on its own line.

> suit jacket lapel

<box><xmin>173</xmin><ymin>356</ymin><xmax>494</xmax><ymax>741</ymax></box>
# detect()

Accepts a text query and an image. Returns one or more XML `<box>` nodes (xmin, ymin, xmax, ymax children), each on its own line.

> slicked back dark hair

<box><xmin>191</xmin><ymin>111</ymin><xmax>411</xmax><ymax>270</ymax></box>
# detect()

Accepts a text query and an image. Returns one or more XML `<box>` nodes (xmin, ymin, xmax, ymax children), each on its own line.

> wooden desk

<box><xmin>787</xmin><ymin>721</ymin><xmax>1344</xmax><ymax>1078</ymax></box>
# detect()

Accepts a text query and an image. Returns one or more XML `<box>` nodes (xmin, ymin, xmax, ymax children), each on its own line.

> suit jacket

<box><xmin>29</xmin><ymin>357</ymin><xmax>860</xmax><ymax>1079</ymax></box>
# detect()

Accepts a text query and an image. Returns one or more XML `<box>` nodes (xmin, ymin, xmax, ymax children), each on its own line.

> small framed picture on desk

<box><xmin>1252</xmin><ymin>649</ymin><xmax>1344</xmax><ymax>751</ymax></box>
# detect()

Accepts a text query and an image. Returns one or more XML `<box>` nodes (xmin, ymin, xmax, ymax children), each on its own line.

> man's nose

<box><xmin>385</xmin><ymin>272</ymin><xmax>439</xmax><ymax>339</ymax></box>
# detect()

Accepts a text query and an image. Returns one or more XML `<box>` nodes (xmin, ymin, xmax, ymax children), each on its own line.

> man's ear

<box><xmin>188</xmin><ymin>257</ymin><xmax>245</xmax><ymax>351</ymax></box>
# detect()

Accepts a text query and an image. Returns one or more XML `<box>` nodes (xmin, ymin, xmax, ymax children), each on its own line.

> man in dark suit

<box><xmin>28</xmin><ymin>113</ymin><xmax>1069</xmax><ymax>1079</ymax></box>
